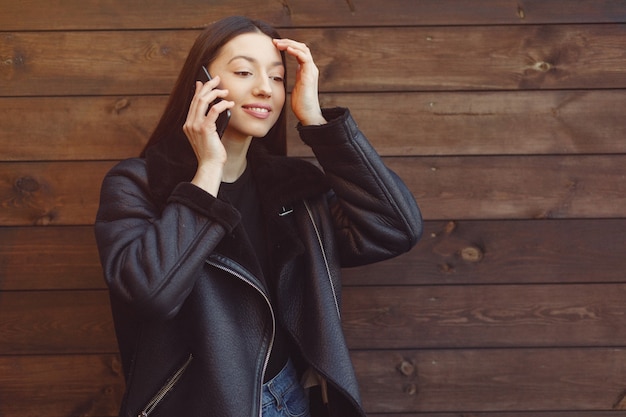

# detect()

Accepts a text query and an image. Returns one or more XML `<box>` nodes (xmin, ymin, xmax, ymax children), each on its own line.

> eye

<box><xmin>270</xmin><ymin>75</ymin><xmax>284</xmax><ymax>82</ymax></box>
<box><xmin>235</xmin><ymin>71</ymin><xmax>253</xmax><ymax>77</ymax></box>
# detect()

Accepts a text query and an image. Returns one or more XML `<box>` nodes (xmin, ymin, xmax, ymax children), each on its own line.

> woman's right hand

<box><xmin>183</xmin><ymin>76</ymin><xmax>233</xmax><ymax>195</ymax></box>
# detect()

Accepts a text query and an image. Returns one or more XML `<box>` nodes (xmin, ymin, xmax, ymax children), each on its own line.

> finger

<box><xmin>186</xmin><ymin>83</ymin><xmax>219</xmax><ymax>131</ymax></box>
<box><xmin>192</xmin><ymin>75</ymin><xmax>222</xmax><ymax>113</ymax></box>
<box><xmin>196</xmin><ymin>77</ymin><xmax>223</xmax><ymax>103</ymax></box>
<box><xmin>196</xmin><ymin>88</ymin><xmax>230</xmax><ymax>120</ymax></box>
<box><xmin>206</xmin><ymin>99</ymin><xmax>233</xmax><ymax>121</ymax></box>
<box><xmin>185</xmin><ymin>82</ymin><xmax>207</xmax><ymax>137</ymax></box>
<box><xmin>198</xmin><ymin>73</ymin><xmax>222</xmax><ymax>88</ymax></box>
<box><xmin>187</xmin><ymin>81</ymin><xmax>203</xmax><ymax>117</ymax></box>
<box><xmin>274</xmin><ymin>38</ymin><xmax>307</xmax><ymax>49</ymax></box>
<box><xmin>273</xmin><ymin>39</ymin><xmax>312</xmax><ymax>60</ymax></box>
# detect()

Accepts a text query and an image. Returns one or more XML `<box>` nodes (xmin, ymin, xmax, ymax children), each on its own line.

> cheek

<box><xmin>274</xmin><ymin>85</ymin><xmax>286</xmax><ymax>107</ymax></box>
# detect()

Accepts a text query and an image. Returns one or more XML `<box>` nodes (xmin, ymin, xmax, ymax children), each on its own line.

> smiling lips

<box><xmin>242</xmin><ymin>104</ymin><xmax>272</xmax><ymax>119</ymax></box>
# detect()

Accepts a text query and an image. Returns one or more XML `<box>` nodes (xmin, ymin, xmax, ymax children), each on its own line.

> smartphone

<box><xmin>198</xmin><ymin>66</ymin><xmax>231</xmax><ymax>137</ymax></box>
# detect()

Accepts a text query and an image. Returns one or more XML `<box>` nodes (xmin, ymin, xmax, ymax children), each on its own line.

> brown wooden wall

<box><xmin>2</xmin><ymin>1</ymin><xmax>626</xmax><ymax>416</ymax></box>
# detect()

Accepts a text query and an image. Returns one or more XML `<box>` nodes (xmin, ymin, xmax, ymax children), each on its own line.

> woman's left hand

<box><xmin>273</xmin><ymin>38</ymin><xmax>327</xmax><ymax>126</ymax></box>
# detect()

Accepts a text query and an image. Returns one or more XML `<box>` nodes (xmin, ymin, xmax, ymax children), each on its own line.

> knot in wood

<box><xmin>3</xmin><ymin>53</ymin><xmax>24</xmax><ymax>67</ymax></box>
<box><xmin>461</xmin><ymin>246</ymin><xmax>483</xmax><ymax>263</ymax></box>
<box><xmin>35</xmin><ymin>213</ymin><xmax>55</xmax><ymax>226</ymax></box>
<box><xmin>444</xmin><ymin>220</ymin><xmax>456</xmax><ymax>235</ymax></box>
<box><xmin>280</xmin><ymin>0</ymin><xmax>292</xmax><ymax>16</ymax></box>
<box><xmin>403</xmin><ymin>383</ymin><xmax>418</xmax><ymax>396</ymax></box>
<box><xmin>533</xmin><ymin>61</ymin><xmax>552</xmax><ymax>72</ymax></box>
<box><xmin>114</xmin><ymin>98</ymin><xmax>130</xmax><ymax>114</ymax></box>
<box><xmin>613</xmin><ymin>389</ymin><xmax>626</xmax><ymax>409</ymax></box>
<box><xmin>160</xmin><ymin>45</ymin><xmax>171</xmax><ymax>56</ymax></box>
<box><xmin>110</xmin><ymin>356</ymin><xmax>123</xmax><ymax>376</ymax></box>
<box><xmin>397</xmin><ymin>359</ymin><xmax>416</xmax><ymax>377</ymax></box>
<box><xmin>15</xmin><ymin>176</ymin><xmax>40</xmax><ymax>193</ymax></box>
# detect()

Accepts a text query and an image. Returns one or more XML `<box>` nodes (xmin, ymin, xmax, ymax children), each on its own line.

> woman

<box><xmin>95</xmin><ymin>16</ymin><xmax>422</xmax><ymax>417</ymax></box>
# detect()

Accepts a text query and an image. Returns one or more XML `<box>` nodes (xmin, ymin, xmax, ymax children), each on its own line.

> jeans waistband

<box><xmin>261</xmin><ymin>359</ymin><xmax>299</xmax><ymax>407</ymax></box>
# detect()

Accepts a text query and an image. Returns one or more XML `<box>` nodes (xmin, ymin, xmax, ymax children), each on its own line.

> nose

<box><xmin>253</xmin><ymin>74</ymin><xmax>272</xmax><ymax>98</ymax></box>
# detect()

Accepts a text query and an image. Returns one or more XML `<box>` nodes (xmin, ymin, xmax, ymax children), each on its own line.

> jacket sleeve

<box><xmin>94</xmin><ymin>158</ymin><xmax>241</xmax><ymax>319</ymax></box>
<box><xmin>297</xmin><ymin>107</ymin><xmax>423</xmax><ymax>267</ymax></box>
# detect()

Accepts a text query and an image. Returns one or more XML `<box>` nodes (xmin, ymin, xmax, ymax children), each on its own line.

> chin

<box><xmin>235</xmin><ymin>124</ymin><xmax>274</xmax><ymax>139</ymax></box>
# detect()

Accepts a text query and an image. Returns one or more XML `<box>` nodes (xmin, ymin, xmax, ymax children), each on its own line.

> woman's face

<box><xmin>208</xmin><ymin>32</ymin><xmax>285</xmax><ymax>140</ymax></box>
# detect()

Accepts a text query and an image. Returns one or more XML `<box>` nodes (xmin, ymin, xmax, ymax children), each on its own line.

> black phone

<box><xmin>198</xmin><ymin>66</ymin><xmax>231</xmax><ymax>137</ymax></box>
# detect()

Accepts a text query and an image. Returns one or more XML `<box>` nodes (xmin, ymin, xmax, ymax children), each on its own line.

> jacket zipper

<box><xmin>303</xmin><ymin>200</ymin><xmax>341</xmax><ymax>319</ymax></box>
<box><xmin>206</xmin><ymin>257</ymin><xmax>275</xmax><ymax>417</ymax></box>
<box><xmin>138</xmin><ymin>353</ymin><xmax>193</xmax><ymax>417</ymax></box>
<box><xmin>301</xmin><ymin>200</ymin><xmax>342</xmax><ymax>407</ymax></box>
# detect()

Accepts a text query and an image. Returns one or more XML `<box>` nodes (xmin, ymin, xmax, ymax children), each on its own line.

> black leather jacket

<box><xmin>95</xmin><ymin>108</ymin><xmax>422</xmax><ymax>417</ymax></box>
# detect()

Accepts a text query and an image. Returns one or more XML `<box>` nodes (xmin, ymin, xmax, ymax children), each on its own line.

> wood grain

<box><xmin>3</xmin><ymin>219</ymin><xmax>625</xmax><ymax>291</ymax></box>
<box><xmin>2</xmin><ymin>155</ymin><xmax>626</xmax><ymax>226</ymax></box>
<box><xmin>0</xmin><ymin>226</ymin><xmax>104</xmax><ymax>290</ymax></box>
<box><xmin>342</xmin><ymin>219</ymin><xmax>626</xmax><ymax>286</ymax></box>
<box><xmin>3</xmin><ymin>25</ymin><xmax>626</xmax><ymax>96</ymax></box>
<box><xmin>0</xmin><ymin>96</ymin><xmax>164</xmax><ymax>161</ymax></box>
<box><xmin>352</xmin><ymin>348</ymin><xmax>626</xmax><ymax>413</ymax></box>
<box><xmin>1</xmin><ymin>0</ymin><xmax>625</xmax><ymax>30</ymax></box>
<box><xmin>3</xmin><ymin>3</ymin><xmax>626</xmax><ymax>417</ymax></box>
<box><xmin>341</xmin><ymin>284</ymin><xmax>626</xmax><ymax>349</ymax></box>
<box><xmin>3</xmin><ymin>90</ymin><xmax>626</xmax><ymax>161</ymax></box>
<box><xmin>2</xmin><ymin>349</ymin><xmax>626</xmax><ymax>416</ymax></box>
<box><xmin>0</xmin><ymin>354</ymin><xmax>124</xmax><ymax>417</ymax></box>
<box><xmin>369</xmin><ymin>413</ymin><xmax>624</xmax><ymax>417</ymax></box>
<box><xmin>398</xmin><ymin>155</ymin><xmax>626</xmax><ymax>220</ymax></box>
<box><xmin>3</xmin><ymin>283</ymin><xmax>624</xmax><ymax>355</ymax></box>
<box><xmin>0</xmin><ymin>161</ymin><xmax>115</xmax><ymax>226</ymax></box>
<box><xmin>300</xmin><ymin>89</ymin><xmax>626</xmax><ymax>157</ymax></box>
<box><xmin>0</xmin><ymin>290</ymin><xmax>116</xmax><ymax>355</ymax></box>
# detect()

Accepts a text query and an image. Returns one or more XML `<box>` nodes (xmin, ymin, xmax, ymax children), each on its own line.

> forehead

<box><xmin>217</xmin><ymin>32</ymin><xmax>282</xmax><ymax>65</ymax></box>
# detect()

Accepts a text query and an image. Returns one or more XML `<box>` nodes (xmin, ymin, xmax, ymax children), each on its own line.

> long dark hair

<box><xmin>141</xmin><ymin>16</ymin><xmax>287</xmax><ymax>157</ymax></box>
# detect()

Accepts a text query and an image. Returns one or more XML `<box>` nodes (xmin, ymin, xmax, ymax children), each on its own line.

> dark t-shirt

<box><xmin>219</xmin><ymin>165</ymin><xmax>290</xmax><ymax>382</ymax></box>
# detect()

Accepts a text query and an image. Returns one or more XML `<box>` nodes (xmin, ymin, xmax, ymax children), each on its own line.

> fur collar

<box><xmin>145</xmin><ymin>134</ymin><xmax>331</xmax><ymax>215</ymax></box>
<box><xmin>145</xmin><ymin>135</ymin><xmax>331</xmax><ymax>287</ymax></box>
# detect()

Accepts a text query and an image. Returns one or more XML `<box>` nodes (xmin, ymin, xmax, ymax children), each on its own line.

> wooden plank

<box><xmin>2</xmin><ymin>219</ymin><xmax>625</xmax><ymax>291</ymax></box>
<box><xmin>0</xmin><ymin>161</ymin><xmax>115</xmax><ymax>226</ymax></box>
<box><xmin>2</xmin><ymin>155</ymin><xmax>626</xmax><ymax>226</ymax></box>
<box><xmin>342</xmin><ymin>219</ymin><xmax>626</xmax><ymax>286</ymax></box>
<box><xmin>352</xmin><ymin>348</ymin><xmax>626</xmax><ymax>413</ymax></box>
<box><xmin>3</xmin><ymin>349</ymin><xmax>625</xmax><ymax>415</ymax></box>
<box><xmin>4</xmin><ymin>90</ymin><xmax>626</xmax><ymax>161</ymax></box>
<box><xmin>3</xmin><ymin>283</ymin><xmax>624</xmax><ymax>355</ymax></box>
<box><xmin>0</xmin><ymin>30</ymin><xmax>195</xmax><ymax>97</ymax></box>
<box><xmin>311</xmin><ymin>89</ymin><xmax>626</xmax><ymax>157</ymax></box>
<box><xmin>0</xmin><ymin>226</ymin><xmax>104</xmax><ymax>290</ymax></box>
<box><xmin>370</xmin><ymin>413</ymin><xmax>625</xmax><ymax>417</ymax></box>
<box><xmin>398</xmin><ymin>155</ymin><xmax>626</xmax><ymax>221</ymax></box>
<box><xmin>1</xmin><ymin>0</ymin><xmax>625</xmax><ymax>30</ymax></box>
<box><xmin>296</xmin><ymin>23</ymin><xmax>626</xmax><ymax>92</ymax></box>
<box><xmin>2</xmin><ymin>25</ymin><xmax>626</xmax><ymax>96</ymax></box>
<box><xmin>0</xmin><ymin>354</ymin><xmax>124</xmax><ymax>417</ymax></box>
<box><xmin>342</xmin><ymin>284</ymin><xmax>626</xmax><ymax>349</ymax></box>
<box><xmin>0</xmin><ymin>291</ymin><xmax>116</xmax><ymax>355</ymax></box>
<box><xmin>0</xmin><ymin>96</ymin><xmax>165</xmax><ymax>161</ymax></box>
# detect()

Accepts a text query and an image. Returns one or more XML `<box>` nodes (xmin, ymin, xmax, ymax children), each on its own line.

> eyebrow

<box><xmin>228</xmin><ymin>55</ymin><xmax>283</xmax><ymax>68</ymax></box>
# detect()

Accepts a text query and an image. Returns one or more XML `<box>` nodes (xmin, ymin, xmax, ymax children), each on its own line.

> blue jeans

<box><xmin>261</xmin><ymin>359</ymin><xmax>311</xmax><ymax>417</ymax></box>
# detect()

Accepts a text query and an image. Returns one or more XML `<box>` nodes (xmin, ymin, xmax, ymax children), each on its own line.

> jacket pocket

<box><xmin>137</xmin><ymin>353</ymin><xmax>193</xmax><ymax>417</ymax></box>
